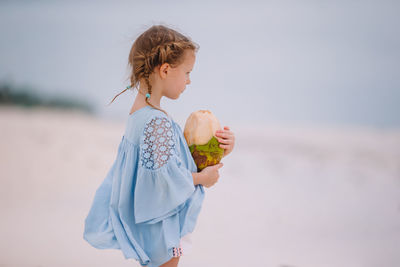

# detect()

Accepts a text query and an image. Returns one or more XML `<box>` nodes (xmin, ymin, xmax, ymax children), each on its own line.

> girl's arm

<box><xmin>192</xmin><ymin>172</ymin><xmax>205</xmax><ymax>186</ymax></box>
<box><xmin>192</xmin><ymin>163</ymin><xmax>223</xmax><ymax>188</ymax></box>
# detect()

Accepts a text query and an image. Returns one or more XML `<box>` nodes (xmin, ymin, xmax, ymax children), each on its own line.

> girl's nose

<box><xmin>186</xmin><ymin>78</ymin><xmax>191</xmax><ymax>85</ymax></box>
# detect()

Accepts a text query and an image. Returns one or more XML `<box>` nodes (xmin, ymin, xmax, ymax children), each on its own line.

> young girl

<box><xmin>83</xmin><ymin>24</ymin><xmax>235</xmax><ymax>267</ymax></box>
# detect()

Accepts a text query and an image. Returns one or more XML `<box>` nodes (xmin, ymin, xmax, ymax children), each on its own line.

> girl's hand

<box><xmin>215</xmin><ymin>126</ymin><xmax>235</xmax><ymax>157</ymax></box>
<box><xmin>199</xmin><ymin>163</ymin><xmax>223</xmax><ymax>188</ymax></box>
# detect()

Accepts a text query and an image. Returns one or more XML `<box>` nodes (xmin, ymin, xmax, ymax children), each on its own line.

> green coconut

<box><xmin>184</xmin><ymin>110</ymin><xmax>224</xmax><ymax>172</ymax></box>
<box><xmin>189</xmin><ymin>136</ymin><xmax>224</xmax><ymax>172</ymax></box>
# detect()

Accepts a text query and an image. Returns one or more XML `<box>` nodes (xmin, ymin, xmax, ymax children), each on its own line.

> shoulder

<box><xmin>143</xmin><ymin>109</ymin><xmax>171</xmax><ymax>124</ymax></box>
<box><xmin>143</xmin><ymin>110</ymin><xmax>174</xmax><ymax>131</ymax></box>
<box><xmin>125</xmin><ymin>108</ymin><xmax>173</xmax><ymax>144</ymax></box>
<box><xmin>140</xmin><ymin>109</ymin><xmax>176</xmax><ymax>140</ymax></box>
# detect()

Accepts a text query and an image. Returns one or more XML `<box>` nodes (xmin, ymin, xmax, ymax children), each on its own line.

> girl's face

<box><xmin>162</xmin><ymin>49</ymin><xmax>196</xmax><ymax>99</ymax></box>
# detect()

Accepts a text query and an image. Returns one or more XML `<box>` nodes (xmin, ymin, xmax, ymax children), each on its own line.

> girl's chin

<box><xmin>170</xmin><ymin>94</ymin><xmax>180</xmax><ymax>100</ymax></box>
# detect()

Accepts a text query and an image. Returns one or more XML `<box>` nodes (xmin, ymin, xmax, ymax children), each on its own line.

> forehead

<box><xmin>181</xmin><ymin>49</ymin><xmax>196</xmax><ymax>67</ymax></box>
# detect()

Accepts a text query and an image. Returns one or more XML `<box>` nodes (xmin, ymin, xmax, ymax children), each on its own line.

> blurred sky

<box><xmin>0</xmin><ymin>0</ymin><xmax>399</xmax><ymax>129</ymax></box>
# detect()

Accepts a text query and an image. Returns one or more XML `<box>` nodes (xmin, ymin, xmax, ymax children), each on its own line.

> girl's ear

<box><xmin>159</xmin><ymin>63</ymin><xmax>170</xmax><ymax>79</ymax></box>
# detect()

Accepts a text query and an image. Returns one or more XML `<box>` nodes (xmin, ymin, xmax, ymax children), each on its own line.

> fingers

<box><xmin>217</xmin><ymin>138</ymin><xmax>233</xmax><ymax>145</ymax></box>
<box><xmin>217</xmin><ymin>126</ymin><xmax>233</xmax><ymax>133</ymax></box>
<box><xmin>215</xmin><ymin>162</ymin><xmax>223</xmax><ymax>169</ymax></box>
<box><xmin>215</xmin><ymin>132</ymin><xmax>234</xmax><ymax>139</ymax></box>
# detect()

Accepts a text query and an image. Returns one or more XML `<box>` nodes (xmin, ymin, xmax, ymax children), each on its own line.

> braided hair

<box><xmin>108</xmin><ymin>24</ymin><xmax>199</xmax><ymax>116</ymax></box>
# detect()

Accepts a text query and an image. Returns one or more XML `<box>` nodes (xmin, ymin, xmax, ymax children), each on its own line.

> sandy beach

<box><xmin>0</xmin><ymin>106</ymin><xmax>399</xmax><ymax>267</ymax></box>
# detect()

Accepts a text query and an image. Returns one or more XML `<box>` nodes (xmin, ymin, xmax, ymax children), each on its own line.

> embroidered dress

<box><xmin>83</xmin><ymin>106</ymin><xmax>205</xmax><ymax>267</ymax></box>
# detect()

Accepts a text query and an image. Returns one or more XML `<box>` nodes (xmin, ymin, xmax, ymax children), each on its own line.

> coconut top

<box><xmin>183</xmin><ymin>110</ymin><xmax>222</xmax><ymax>146</ymax></box>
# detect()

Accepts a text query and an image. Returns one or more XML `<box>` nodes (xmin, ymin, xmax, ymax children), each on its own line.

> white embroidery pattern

<box><xmin>140</xmin><ymin>116</ymin><xmax>175</xmax><ymax>170</ymax></box>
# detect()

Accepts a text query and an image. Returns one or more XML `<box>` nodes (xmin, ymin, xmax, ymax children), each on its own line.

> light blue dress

<box><xmin>83</xmin><ymin>106</ymin><xmax>205</xmax><ymax>267</ymax></box>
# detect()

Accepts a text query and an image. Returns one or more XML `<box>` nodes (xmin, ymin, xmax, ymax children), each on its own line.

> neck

<box><xmin>133</xmin><ymin>82</ymin><xmax>162</xmax><ymax>109</ymax></box>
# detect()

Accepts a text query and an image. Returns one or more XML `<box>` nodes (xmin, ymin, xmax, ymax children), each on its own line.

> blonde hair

<box><xmin>108</xmin><ymin>24</ymin><xmax>200</xmax><ymax>116</ymax></box>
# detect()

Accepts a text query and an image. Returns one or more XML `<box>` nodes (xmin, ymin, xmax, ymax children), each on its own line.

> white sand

<box><xmin>0</xmin><ymin>106</ymin><xmax>399</xmax><ymax>267</ymax></box>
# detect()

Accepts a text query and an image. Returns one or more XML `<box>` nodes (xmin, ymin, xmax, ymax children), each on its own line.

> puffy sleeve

<box><xmin>134</xmin><ymin>115</ymin><xmax>196</xmax><ymax>225</ymax></box>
